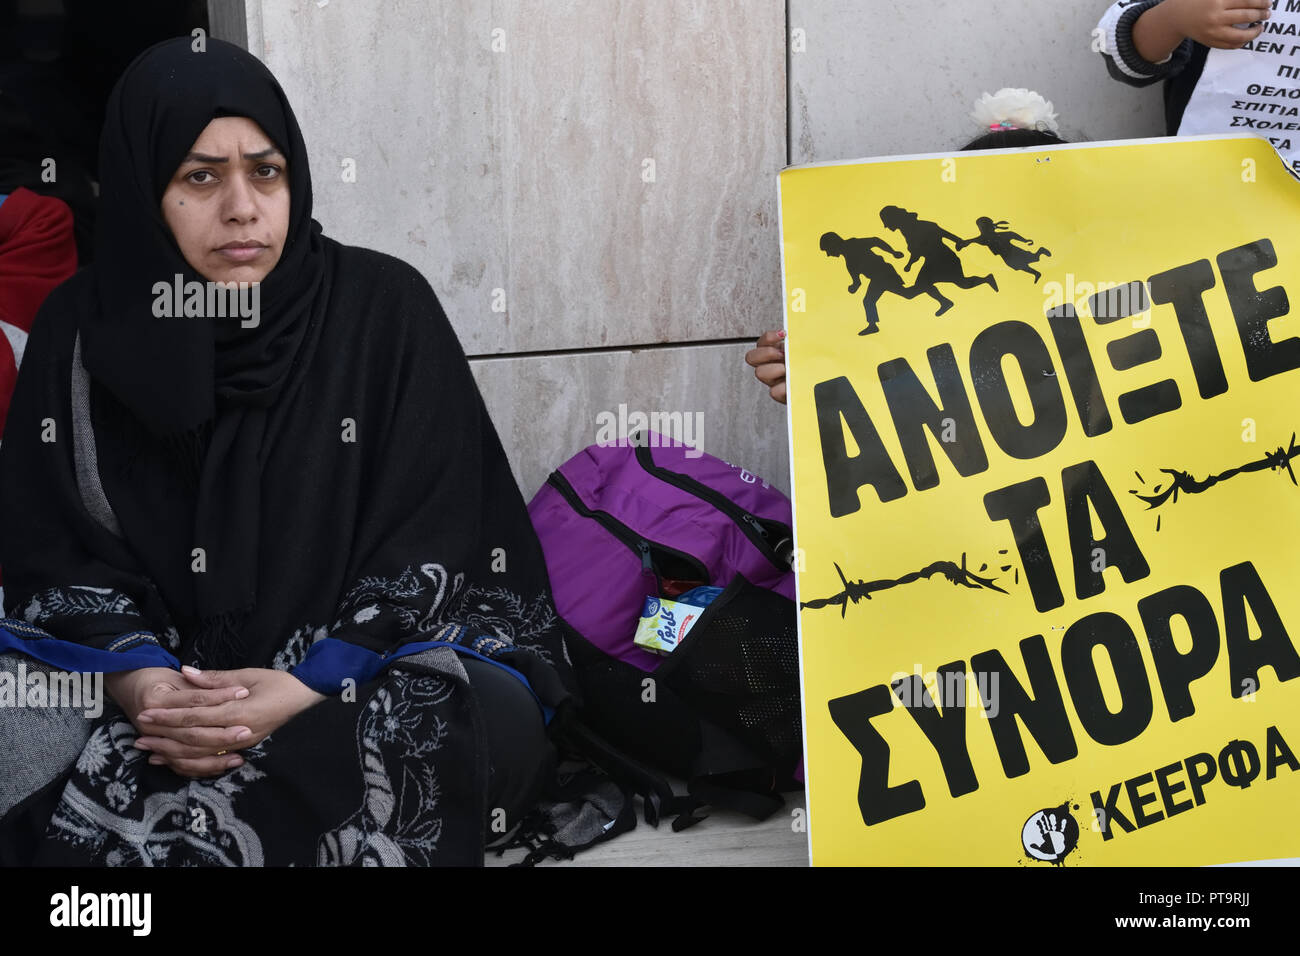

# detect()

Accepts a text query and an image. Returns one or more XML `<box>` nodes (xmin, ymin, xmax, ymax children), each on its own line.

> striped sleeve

<box><xmin>1095</xmin><ymin>0</ymin><xmax>1194</xmax><ymax>86</ymax></box>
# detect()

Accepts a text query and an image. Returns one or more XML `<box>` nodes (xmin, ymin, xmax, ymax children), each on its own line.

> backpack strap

<box><xmin>550</xmin><ymin>708</ymin><xmax>689</xmax><ymax>827</ymax></box>
<box><xmin>685</xmin><ymin>774</ymin><xmax>784</xmax><ymax>823</ymax></box>
<box><xmin>679</xmin><ymin>718</ymin><xmax>786</xmax><ymax>825</ymax></box>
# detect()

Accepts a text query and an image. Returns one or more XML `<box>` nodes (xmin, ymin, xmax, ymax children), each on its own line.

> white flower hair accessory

<box><xmin>971</xmin><ymin>88</ymin><xmax>1060</xmax><ymax>134</ymax></box>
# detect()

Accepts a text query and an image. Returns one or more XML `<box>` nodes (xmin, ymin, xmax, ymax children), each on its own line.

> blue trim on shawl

<box><xmin>0</xmin><ymin>618</ymin><xmax>180</xmax><ymax>672</ymax></box>
<box><xmin>291</xmin><ymin>635</ymin><xmax>553</xmax><ymax>723</ymax></box>
<box><xmin>0</xmin><ymin>619</ymin><xmax>550</xmax><ymax>723</ymax></box>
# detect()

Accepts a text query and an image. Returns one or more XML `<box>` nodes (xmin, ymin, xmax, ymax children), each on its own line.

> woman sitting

<box><xmin>0</xmin><ymin>37</ymin><xmax>573</xmax><ymax>866</ymax></box>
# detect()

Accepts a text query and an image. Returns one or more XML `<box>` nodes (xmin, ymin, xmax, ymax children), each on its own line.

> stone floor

<box><xmin>487</xmin><ymin>789</ymin><xmax>809</xmax><ymax>867</ymax></box>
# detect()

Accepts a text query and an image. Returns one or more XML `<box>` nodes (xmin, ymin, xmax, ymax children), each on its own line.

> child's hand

<box><xmin>745</xmin><ymin>329</ymin><xmax>787</xmax><ymax>405</ymax></box>
<box><xmin>1166</xmin><ymin>0</ymin><xmax>1271</xmax><ymax>50</ymax></box>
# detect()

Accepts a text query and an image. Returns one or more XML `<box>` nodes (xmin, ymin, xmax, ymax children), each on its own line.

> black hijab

<box><xmin>81</xmin><ymin>36</ymin><xmax>326</xmax><ymax>658</ymax></box>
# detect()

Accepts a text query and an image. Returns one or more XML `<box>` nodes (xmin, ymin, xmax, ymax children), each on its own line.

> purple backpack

<box><xmin>528</xmin><ymin>433</ymin><xmax>801</xmax><ymax>825</ymax></box>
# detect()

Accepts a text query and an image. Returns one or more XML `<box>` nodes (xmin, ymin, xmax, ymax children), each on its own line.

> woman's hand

<box><xmin>106</xmin><ymin>666</ymin><xmax>252</xmax><ymax>778</ymax></box>
<box><xmin>745</xmin><ymin>329</ymin><xmax>787</xmax><ymax>405</ymax></box>
<box><xmin>130</xmin><ymin>666</ymin><xmax>326</xmax><ymax>778</ymax></box>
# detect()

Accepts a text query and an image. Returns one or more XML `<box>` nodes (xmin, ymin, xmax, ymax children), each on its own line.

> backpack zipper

<box><xmin>546</xmin><ymin>471</ymin><xmax>711</xmax><ymax>587</ymax></box>
<box><xmin>631</xmin><ymin>442</ymin><xmax>795</xmax><ymax>571</ymax></box>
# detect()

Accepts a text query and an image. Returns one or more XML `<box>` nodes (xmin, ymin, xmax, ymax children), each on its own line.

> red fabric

<box><xmin>0</xmin><ymin>187</ymin><xmax>79</xmax><ymax>588</ymax></box>
<box><xmin>0</xmin><ymin>186</ymin><xmax>78</xmax><ymax>431</ymax></box>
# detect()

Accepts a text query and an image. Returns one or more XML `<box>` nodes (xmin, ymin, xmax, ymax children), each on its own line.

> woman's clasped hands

<box><xmin>105</xmin><ymin>665</ymin><xmax>326</xmax><ymax>778</ymax></box>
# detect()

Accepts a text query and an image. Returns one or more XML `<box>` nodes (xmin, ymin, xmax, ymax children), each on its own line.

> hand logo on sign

<box><xmin>1021</xmin><ymin>802</ymin><xmax>1080</xmax><ymax>865</ymax></box>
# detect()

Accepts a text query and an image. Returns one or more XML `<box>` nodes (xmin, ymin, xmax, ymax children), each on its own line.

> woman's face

<box><xmin>160</xmin><ymin>116</ymin><xmax>290</xmax><ymax>285</ymax></box>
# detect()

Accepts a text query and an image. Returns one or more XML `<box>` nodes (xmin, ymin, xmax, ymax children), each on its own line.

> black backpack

<box><xmin>527</xmin><ymin>435</ymin><xmax>802</xmax><ymax>829</ymax></box>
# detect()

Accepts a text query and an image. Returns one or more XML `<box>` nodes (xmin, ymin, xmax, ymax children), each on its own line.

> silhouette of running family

<box><xmin>821</xmin><ymin>206</ymin><xmax>1050</xmax><ymax>335</ymax></box>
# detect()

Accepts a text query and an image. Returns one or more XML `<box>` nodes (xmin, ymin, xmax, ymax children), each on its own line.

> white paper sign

<box><xmin>1179</xmin><ymin>6</ymin><xmax>1300</xmax><ymax>176</ymax></box>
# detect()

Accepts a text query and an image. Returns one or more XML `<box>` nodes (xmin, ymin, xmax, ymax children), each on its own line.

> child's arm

<box><xmin>1133</xmin><ymin>0</ymin><xmax>1197</xmax><ymax>63</ymax></box>
<box><xmin>865</xmin><ymin>238</ymin><xmax>902</xmax><ymax>259</ymax></box>
<box><xmin>1097</xmin><ymin>1</ymin><xmax>1270</xmax><ymax>86</ymax></box>
<box><xmin>1095</xmin><ymin>0</ymin><xmax>1195</xmax><ymax>87</ymax></box>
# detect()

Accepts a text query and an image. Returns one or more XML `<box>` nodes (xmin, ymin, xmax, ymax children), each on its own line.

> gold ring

<box><xmin>216</xmin><ymin>750</ymin><xmax>228</xmax><ymax>756</ymax></box>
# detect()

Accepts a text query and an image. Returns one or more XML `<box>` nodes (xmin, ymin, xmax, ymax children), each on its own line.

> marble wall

<box><xmin>474</xmin><ymin>341</ymin><xmax>789</xmax><ymax>500</ymax></box>
<box><xmin>788</xmin><ymin>0</ymin><xmax>1167</xmax><ymax>163</ymax></box>
<box><xmin>210</xmin><ymin>0</ymin><xmax>1169</xmax><ymax>498</ymax></box>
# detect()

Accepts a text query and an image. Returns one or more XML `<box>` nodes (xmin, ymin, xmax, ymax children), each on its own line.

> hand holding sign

<box><xmin>1144</xmin><ymin>0</ymin><xmax>1272</xmax><ymax>52</ymax></box>
<box><xmin>746</xmin><ymin>328</ymin><xmax>787</xmax><ymax>405</ymax></box>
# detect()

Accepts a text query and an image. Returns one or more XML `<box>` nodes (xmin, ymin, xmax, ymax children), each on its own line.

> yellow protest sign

<box><xmin>781</xmin><ymin>136</ymin><xmax>1300</xmax><ymax>866</ymax></box>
